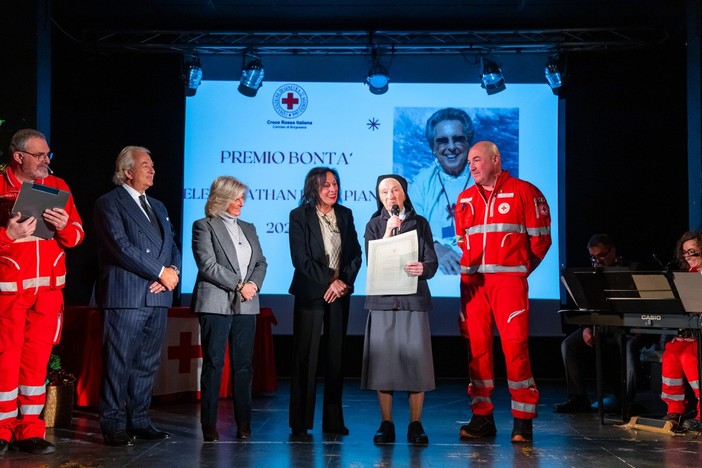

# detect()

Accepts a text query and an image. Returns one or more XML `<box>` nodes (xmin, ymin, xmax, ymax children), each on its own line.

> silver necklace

<box><xmin>317</xmin><ymin>209</ymin><xmax>339</xmax><ymax>233</ymax></box>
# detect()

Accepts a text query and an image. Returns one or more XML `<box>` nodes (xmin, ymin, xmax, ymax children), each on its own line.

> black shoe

<box><xmin>128</xmin><ymin>425</ymin><xmax>171</xmax><ymax>440</ymax></box>
<box><xmin>682</xmin><ymin>418</ymin><xmax>702</xmax><ymax>432</ymax></box>
<box><xmin>0</xmin><ymin>439</ymin><xmax>9</xmax><ymax>456</ymax></box>
<box><xmin>10</xmin><ymin>437</ymin><xmax>56</xmax><ymax>454</ymax></box>
<box><xmin>202</xmin><ymin>426</ymin><xmax>219</xmax><ymax>442</ymax></box>
<box><xmin>553</xmin><ymin>395</ymin><xmax>591</xmax><ymax>413</ymax></box>
<box><xmin>407</xmin><ymin>421</ymin><xmax>429</xmax><ymax>445</ymax></box>
<box><xmin>322</xmin><ymin>425</ymin><xmax>350</xmax><ymax>435</ymax></box>
<box><xmin>373</xmin><ymin>420</ymin><xmax>396</xmax><ymax>444</ymax></box>
<box><xmin>103</xmin><ymin>430</ymin><xmax>135</xmax><ymax>446</ymax></box>
<box><xmin>511</xmin><ymin>418</ymin><xmax>533</xmax><ymax>443</ymax></box>
<box><xmin>459</xmin><ymin>414</ymin><xmax>497</xmax><ymax>439</ymax></box>
<box><xmin>236</xmin><ymin>423</ymin><xmax>251</xmax><ymax>439</ymax></box>
<box><xmin>290</xmin><ymin>427</ymin><xmax>312</xmax><ymax>441</ymax></box>
<box><xmin>662</xmin><ymin>412</ymin><xmax>683</xmax><ymax>430</ymax></box>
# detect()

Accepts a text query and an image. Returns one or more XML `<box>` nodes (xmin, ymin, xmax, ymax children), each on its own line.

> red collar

<box><xmin>3</xmin><ymin>166</ymin><xmax>45</xmax><ymax>189</ymax></box>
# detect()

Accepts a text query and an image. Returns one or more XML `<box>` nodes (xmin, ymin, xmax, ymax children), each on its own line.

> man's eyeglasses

<box><xmin>18</xmin><ymin>150</ymin><xmax>53</xmax><ymax>161</ymax></box>
<box><xmin>434</xmin><ymin>135</ymin><xmax>468</xmax><ymax>150</ymax></box>
<box><xmin>590</xmin><ymin>247</ymin><xmax>613</xmax><ymax>267</ymax></box>
<box><xmin>681</xmin><ymin>249</ymin><xmax>701</xmax><ymax>258</ymax></box>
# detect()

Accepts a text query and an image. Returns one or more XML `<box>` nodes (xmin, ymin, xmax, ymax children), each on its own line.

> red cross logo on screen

<box><xmin>281</xmin><ymin>92</ymin><xmax>299</xmax><ymax>110</ymax></box>
<box><xmin>272</xmin><ymin>83</ymin><xmax>308</xmax><ymax>119</ymax></box>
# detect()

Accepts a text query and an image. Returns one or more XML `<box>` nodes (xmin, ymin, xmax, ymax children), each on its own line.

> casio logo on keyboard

<box><xmin>641</xmin><ymin>315</ymin><xmax>662</xmax><ymax>321</ymax></box>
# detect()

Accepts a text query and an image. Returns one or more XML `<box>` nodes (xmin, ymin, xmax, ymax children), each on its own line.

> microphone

<box><xmin>653</xmin><ymin>253</ymin><xmax>678</xmax><ymax>272</ymax></box>
<box><xmin>390</xmin><ymin>204</ymin><xmax>400</xmax><ymax>236</ymax></box>
<box><xmin>46</xmin><ymin>166</ymin><xmax>54</xmax><ymax>174</ymax></box>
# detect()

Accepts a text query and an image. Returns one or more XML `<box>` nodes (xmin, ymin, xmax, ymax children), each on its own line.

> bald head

<box><xmin>467</xmin><ymin>140</ymin><xmax>502</xmax><ymax>188</ymax></box>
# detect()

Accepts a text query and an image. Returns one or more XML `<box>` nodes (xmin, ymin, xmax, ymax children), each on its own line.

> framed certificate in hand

<box><xmin>11</xmin><ymin>181</ymin><xmax>70</xmax><ymax>240</ymax></box>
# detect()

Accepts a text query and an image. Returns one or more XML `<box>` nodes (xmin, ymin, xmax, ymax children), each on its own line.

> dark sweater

<box><xmin>363</xmin><ymin>209</ymin><xmax>438</xmax><ymax>311</ymax></box>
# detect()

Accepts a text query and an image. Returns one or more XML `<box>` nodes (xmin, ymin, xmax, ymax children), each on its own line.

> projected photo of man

<box><xmin>395</xmin><ymin>107</ymin><xmax>519</xmax><ymax>275</ymax></box>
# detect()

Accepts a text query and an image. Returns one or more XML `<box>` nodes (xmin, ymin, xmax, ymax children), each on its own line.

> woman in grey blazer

<box><xmin>191</xmin><ymin>176</ymin><xmax>267</xmax><ymax>442</ymax></box>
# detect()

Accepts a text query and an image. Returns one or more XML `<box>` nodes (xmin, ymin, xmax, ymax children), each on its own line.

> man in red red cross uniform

<box><xmin>0</xmin><ymin>129</ymin><xmax>84</xmax><ymax>455</ymax></box>
<box><xmin>455</xmin><ymin>141</ymin><xmax>551</xmax><ymax>443</ymax></box>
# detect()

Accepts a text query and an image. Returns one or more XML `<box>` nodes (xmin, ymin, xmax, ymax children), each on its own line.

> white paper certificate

<box><xmin>366</xmin><ymin>230</ymin><xmax>419</xmax><ymax>295</ymax></box>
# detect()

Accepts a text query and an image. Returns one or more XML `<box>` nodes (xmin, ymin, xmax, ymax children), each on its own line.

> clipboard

<box><xmin>11</xmin><ymin>181</ymin><xmax>70</xmax><ymax>240</ymax></box>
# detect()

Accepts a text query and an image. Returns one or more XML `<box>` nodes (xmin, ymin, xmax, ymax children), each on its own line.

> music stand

<box><xmin>561</xmin><ymin>267</ymin><xmax>626</xmax><ymax>311</ymax></box>
<box><xmin>615</xmin><ymin>273</ymin><xmax>702</xmax><ymax>434</ymax></box>
<box><xmin>672</xmin><ymin>272</ymin><xmax>702</xmax><ymax>313</ymax></box>
<box><xmin>561</xmin><ymin>269</ymin><xmax>687</xmax><ymax>424</ymax></box>
<box><xmin>605</xmin><ymin>271</ymin><xmax>682</xmax><ymax>315</ymax></box>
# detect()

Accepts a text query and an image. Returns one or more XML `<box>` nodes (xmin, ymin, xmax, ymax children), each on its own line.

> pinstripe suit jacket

<box><xmin>190</xmin><ymin>216</ymin><xmax>267</xmax><ymax>315</ymax></box>
<box><xmin>93</xmin><ymin>185</ymin><xmax>182</xmax><ymax>308</ymax></box>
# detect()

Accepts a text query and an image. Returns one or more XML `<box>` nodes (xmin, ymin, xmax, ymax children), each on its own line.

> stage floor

<box><xmin>2</xmin><ymin>379</ymin><xmax>701</xmax><ymax>467</ymax></box>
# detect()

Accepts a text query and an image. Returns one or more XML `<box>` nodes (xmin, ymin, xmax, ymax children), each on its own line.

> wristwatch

<box><xmin>170</xmin><ymin>265</ymin><xmax>180</xmax><ymax>276</ymax></box>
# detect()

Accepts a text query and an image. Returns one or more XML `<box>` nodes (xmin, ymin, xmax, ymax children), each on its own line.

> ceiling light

<box><xmin>366</xmin><ymin>62</ymin><xmax>389</xmax><ymax>95</ymax></box>
<box><xmin>545</xmin><ymin>55</ymin><xmax>562</xmax><ymax>94</ymax></box>
<box><xmin>238</xmin><ymin>55</ymin><xmax>264</xmax><ymax>97</ymax></box>
<box><xmin>480</xmin><ymin>57</ymin><xmax>506</xmax><ymax>95</ymax></box>
<box><xmin>183</xmin><ymin>56</ymin><xmax>202</xmax><ymax>97</ymax></box>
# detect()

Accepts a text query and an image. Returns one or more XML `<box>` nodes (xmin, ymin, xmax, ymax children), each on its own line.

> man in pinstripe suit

<box><xmin>93</xmin><ymin>146</ymin><xmax>181</xmax><ymax>447</ymax></box>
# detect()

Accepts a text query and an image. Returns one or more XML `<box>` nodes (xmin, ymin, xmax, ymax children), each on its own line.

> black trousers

<box><xmin>199</xmin><ymin>313</ymin><xmax>256</xmax><ymax>428</ymax></box>
<box><xmin>561</xmin><ymin>326</ymin><xmax>654</xmax><ymax>400</ymax></box>
<box><xmin>289</xmin><ymin>296</ymin><xmax>349</xmax><ymax>432</ymax></box>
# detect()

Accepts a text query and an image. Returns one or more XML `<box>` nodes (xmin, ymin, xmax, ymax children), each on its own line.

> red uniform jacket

<box><xmin>455</xmin><ymin>171</ymin><xmax>551</xmax><ymax>276</ymax></box>
<box><xmin>0</xmin><ymin>166</ymin><xmax>84</xmax><ymax>294</ymax></box>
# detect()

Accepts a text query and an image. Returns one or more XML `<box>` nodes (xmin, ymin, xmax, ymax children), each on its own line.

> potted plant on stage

<box><xmin>41</xmin><ymin>353</ymin><xmax>76</xmax><ymax>428</ymax></box>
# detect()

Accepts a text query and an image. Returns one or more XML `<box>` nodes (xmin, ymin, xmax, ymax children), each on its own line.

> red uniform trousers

<box><xmin>461</xmin><ymin>273</ymin><xmax>538</xmax><ymax>419</ymax></box>
<box><xmin>661</xmin><ymin>337</ymin><xmax>700</xmax><ymax>419</ymax></box>
<box><xmin>0</xmin><ymin>289</ymin><xmax>62</xmax><ymax>441</ymax></box>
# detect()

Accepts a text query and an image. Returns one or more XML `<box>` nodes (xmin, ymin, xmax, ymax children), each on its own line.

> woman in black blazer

<box><xmin>288</xmin><ymin>167</ymin><xmax>362</xmax><ymax>438</ymax></box>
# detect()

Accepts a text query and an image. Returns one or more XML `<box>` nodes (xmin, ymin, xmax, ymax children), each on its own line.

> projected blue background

<box><xmin>182</xmin><ymin>81</ymin><xmax>559</xmax><ymax>301</ymax></box>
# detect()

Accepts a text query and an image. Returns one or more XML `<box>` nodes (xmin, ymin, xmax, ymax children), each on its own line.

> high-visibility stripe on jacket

<box><xmin>455</xmin><ymin>171</ymin><xmax>551</xmax><ymax>276</ymax></box>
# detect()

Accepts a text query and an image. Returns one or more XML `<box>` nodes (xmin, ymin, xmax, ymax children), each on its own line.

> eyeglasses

<box><xmin>434</xmin><ymin>135</ymin><xmax>468</xmax><ymax>150</ymax></box>
<box><xmin>590</xmin><ymin>247</ymin><xmax>613</xmax><ymax>267</ymax></box>
<box><xmin>682</xmin><ymin>249</ymin><xmax>701</xmax><ymax>258</ymax></box>
<box><xmin>18</xmin><ymin>150</ymin><xmax>53</xmax><ymax>161</ymax></box>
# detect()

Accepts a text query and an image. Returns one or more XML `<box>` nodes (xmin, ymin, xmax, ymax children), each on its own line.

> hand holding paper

<box><xmin>366</xmin><ymin>230</ymin><xmax>419</xmax><ymax>295</ymax></box>
<box><xmin>404</xmin><ymin>261</ymin><xmax>424</xmax><ymax>277</ymax></box>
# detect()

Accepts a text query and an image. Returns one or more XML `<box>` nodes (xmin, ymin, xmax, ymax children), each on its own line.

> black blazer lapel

<box><xmin>305</xmin><ymin>206</ymin><xmax>325</xmax><ymax>257</ymax></box>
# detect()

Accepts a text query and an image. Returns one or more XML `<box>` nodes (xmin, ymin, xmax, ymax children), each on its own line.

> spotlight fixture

<box><xmin>365</xmin><ymin>45</ymin><xmax>390</xmax><ymax>95</ymax></box>
<box><xmin>366</xmin><ymin>62</ymin><xmax>389</xmax><ymax>95</ymax></box>
<box><xmin>238</xmin><ymin>54</ymin><xmax>264</xmax><ymax>97</ymax></box>
<box><xmin>480</xmin><ymin>57</ymin><xmax>506</xmax><ymax>95</ymax></box>
<box><xmin>183</xmin><ymin>55</ymin><xmax>202</xmax><ymax>97</ymax></box>
<box><xmin>545</xmin><ymin>55</ymin><xmax>562</xmax><ymax>94</ymax></box>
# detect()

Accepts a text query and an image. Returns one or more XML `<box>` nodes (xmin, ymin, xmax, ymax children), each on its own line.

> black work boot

<box><xmin>511</xmin><ymin>417</ymin><xmax>533</xmax><ymax>443</ymax></box>
<box><xmin>459</xmin><ymin>413</ymin><xmax>497</xmax><ymax>439</ymax></box>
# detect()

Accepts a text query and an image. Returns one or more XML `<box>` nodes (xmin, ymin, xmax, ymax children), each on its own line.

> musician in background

<box><xmin>554</xmin><ymin>234</ymin><xmax>652</xmax><ymax>414</ymax></box>
<box><xmin>659</xmin><ymin>231</ymin><xmax>701</xmax><ymax>432</ymax></box>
